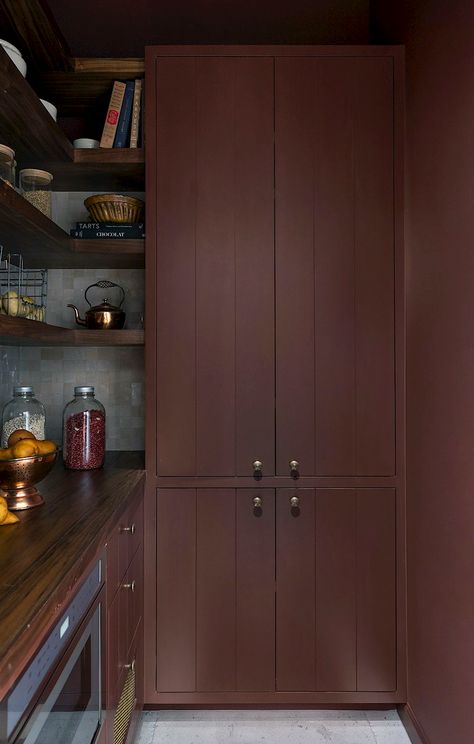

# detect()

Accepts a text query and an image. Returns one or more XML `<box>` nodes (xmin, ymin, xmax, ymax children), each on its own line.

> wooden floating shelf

<box><xmin>34</xmin><ymin>58</ymin><xmax>145</xmax><ymax>117</ymax></box>
<box><xmin>41</xmin><ymin>149</ymin><xmax>145</xmax><ymax>191</ymax></box>
<box><xmin>0</xmin><ymin>49</ymin><xmax>145</xmax><ymax>189</ymax></box>
<box><xmin>0</xmin><ymin>182</ymin><xmax>144</xmax><ymax>268</ymax></box>
<box><xmin>0</xmin><ymin>46</ymin><xmax>72</xmax><ymax>163</ymax></box>
<box><xmin>0</xmin><ymin>316</ymin><xmax>144</xmax><ymax>346</ymax></box>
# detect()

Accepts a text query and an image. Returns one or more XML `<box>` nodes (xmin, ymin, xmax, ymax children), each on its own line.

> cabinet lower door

<box><xmin>276</xmin><ymin>488</ymin><xmax>396</xmax><ymax>692</ymax></box>
<box><xmin>156</xmin><ymin>489</ymin><xmax>275</xmax><ymax>692</ymax></box>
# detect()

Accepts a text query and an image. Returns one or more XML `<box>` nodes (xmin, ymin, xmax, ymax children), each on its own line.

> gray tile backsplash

<box><xmin>1</xmin><ymin>191</ymin><xmax>145</xmax><ymax>450</ymax></box>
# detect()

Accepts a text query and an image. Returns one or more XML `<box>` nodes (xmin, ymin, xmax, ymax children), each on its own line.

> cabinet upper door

<box><xmin>275</xmin><ymin>57</ymin><xmax>396</xmax><ymax>477</ymax></box>
<box><xmin>153</xmin><ymin>57</ymin><xmax>275</xmax><ymax>477</ymax></box>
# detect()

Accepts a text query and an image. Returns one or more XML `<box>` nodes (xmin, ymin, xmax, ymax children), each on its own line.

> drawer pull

<box><xmin>124</xmin><ymin>659</ymin><xmax>136</xmax><ymax>672</ymax></box>
<box><xmin>290</xmin><ymin>495</ymin><xmax>300</xmax><ymax>509</ymax></box>
<box><xmin>252</xmin><ymin>495</ymin><xmax>262</xmax><ymax>509</ymax></box>
<box><xmin>122</xmin><ymin>580</ymin><xmax>136</xmax><ymax>592</ymax></box>
<box><xmin>252</xmin><ymin>460</ymin><xmax>263</xmax><ymax>474</ymax></box>
<box><xmin>121</xmin><ymin>523</ymin><xmax>136</xmax><ymax>535</ymax></box>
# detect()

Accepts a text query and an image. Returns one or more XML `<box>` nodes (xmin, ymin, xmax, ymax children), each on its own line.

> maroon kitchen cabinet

<box><xmin>152</xmin><ymin>56</ymin><xmax>275</xmax><ymax>478</ymax></box>
<box><xmin>276</xmin><ymin>488</ymin><xmax>396</xmax><ymax>692</ymax></box>
<box><xmin>145</xmin><ymin>45</ymin><xmax>405</xmax><ymax>706</ymax></box>
<box><xmin>275</xmin><ymin>57</ymin><xmax>395</xmax><ymax>477</ymax></box>
<box><xmin>156</xmin><ymin>489</ymin><xmax>276</xmax><ymax>693</ymax></box>
<box><xmin>155</xmin><ymin>488</ymin><xmax>396</xmax><ymax>696</ymax></box>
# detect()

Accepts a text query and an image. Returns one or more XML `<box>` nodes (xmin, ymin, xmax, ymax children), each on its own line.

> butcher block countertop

<box><xmin>0</xmin><ymin>451</ymin><xmax>145</xmax><ymax>699</ymax></box>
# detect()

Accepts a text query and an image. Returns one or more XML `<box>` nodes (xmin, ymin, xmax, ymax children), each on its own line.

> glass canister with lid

<box><xmin>63</xmin><ymin>386</ymin><xmax>106</xmax><ymax>470</ymax></box>
<box><xmin>19</xmin><ymin>168</ymin><xmax>53</xmax><ymax>217</ymax></box>
<box><xmin>0</xmin><ymin>144</ymin><xmax>15</xmax><ymax>185</ymax></box>
<box><xmin>1</xmin><ymin>386</ymin><xmax>46</xmax><ymax>447</ymax></box>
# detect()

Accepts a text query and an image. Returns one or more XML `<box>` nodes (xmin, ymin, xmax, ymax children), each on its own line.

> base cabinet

<box><xmin>156</xmin><ymin>488</ymin><xmax>396</xmax><ymax>700</ymax></box>
<box><xmin>106</xmin><ymin>492</ymin><xmax>144</xmax><ymax>743</ymax></box>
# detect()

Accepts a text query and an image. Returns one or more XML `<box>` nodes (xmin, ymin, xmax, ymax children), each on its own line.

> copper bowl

<box><xmin>0</xmin><ymin>449</ymin><xmax>59</xmax><ymax>510</ymax></box>
<box><xmin>84</xmin><ymin>194</ymin><xmax>144</xmax><ymax>224</ymax></box>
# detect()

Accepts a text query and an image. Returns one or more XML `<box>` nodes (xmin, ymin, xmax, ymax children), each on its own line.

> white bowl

<box><xmin>40</xmin><ymin>99</ymin><xmax>58</xmax><ymax>121</ymax></box>
<box><xmin>0</xmin><ymin>39</ymin><xmax>27</xmax><ymax>77</ymax></box>
<box><xmin>73</xmin><ymin>138</ymin><xmax>100</xmax><ymax>149</ymax></box>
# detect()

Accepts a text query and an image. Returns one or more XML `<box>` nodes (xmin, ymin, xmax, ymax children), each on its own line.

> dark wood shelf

<box><xmin>0</xmin><ymin>182</ymin><xmax>144</xmax><ymax>268</ymax></box>
<box><xmin>0</xmin><ymin>316</ymin><xmax>144</xmax><ymax>346</ymax></box>
<box><xmin>45</xmin><ymin>148</ymin><xmax>145</xmax><ymax>190</ymax></box>
<box><xmin>34</xmin><ymin>58</ymin><xmax>145</xmax><ymax>117</ymax></box>
<box><xmin>0</xmin><ymin>49</ymin><xmax>144</xmax><ymax>189</ymax></box>
<box><xmin>0</xmin><ymin>46</ymin><xmax>72</xmax><ymax>163</ymax></box>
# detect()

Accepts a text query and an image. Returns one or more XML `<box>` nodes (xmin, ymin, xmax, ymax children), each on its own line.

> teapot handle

<box><xmin>84</xmin><ymin>280</ymin><xmax>125</xmax><ymax>307</ymax></box>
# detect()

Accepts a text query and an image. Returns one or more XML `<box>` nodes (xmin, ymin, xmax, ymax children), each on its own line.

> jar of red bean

<box><xmin>63</xmin><ymin>386</ymin><xmax>105</xmax><ymax>470</ymax></box>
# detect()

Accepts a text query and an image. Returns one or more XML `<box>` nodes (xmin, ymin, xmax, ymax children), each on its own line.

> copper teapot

<box><xmin>68</xmin><ymin>280</ymin><xmax>126</xmax><ymax>330</ymax></box>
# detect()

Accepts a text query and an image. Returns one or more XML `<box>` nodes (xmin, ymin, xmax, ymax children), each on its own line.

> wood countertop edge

<box><xmin>0</xmin><ymin>465</ymin><xmax>145</xmax><ymax>699</ymax></box>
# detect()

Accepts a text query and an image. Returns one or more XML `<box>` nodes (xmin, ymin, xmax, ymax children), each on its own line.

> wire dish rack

<box><xmin>0</xmin><ymin>246</ymin><xmax>47</xmax><ymax>321</ymax></box>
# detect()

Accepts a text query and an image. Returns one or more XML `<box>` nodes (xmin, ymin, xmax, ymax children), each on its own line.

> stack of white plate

<box><xmin>0</xmin><ymin>39</ymin><xmax>27</xmax><ymax>77</ymax></box>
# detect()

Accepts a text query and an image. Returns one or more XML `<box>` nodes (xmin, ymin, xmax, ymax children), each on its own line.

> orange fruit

<box><xmin>0</xmin><ymin>447</ymin><xmax>13</xmax><ymax>461</ymax></box>
<box><xmin>1</xmin><ymin>511</ymin><xmax>19</xmax><ymax>525</ymax></box>
<box><xmin>8</xmin><ymin>429</ymin><xmax>36</xmax><ymax>447</ymax></box>
<box><xmin>36</xmin><ymin>439</ymin><xmax>57</xmax><ymax>455</ymax></box>
<box><xmin>12</xmin><ymin>439</ymin><xmax>38</xmax><ymax>458</ymax></box>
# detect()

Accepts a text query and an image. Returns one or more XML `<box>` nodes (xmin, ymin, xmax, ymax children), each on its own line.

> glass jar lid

<box><xmin>74</xmin><ymin>386</ymin><xmax>95</xmax><ymax>395</ymax></box>
<box><xmin>19</xmin><ymin>168</ymin><xmax>53</xmax><ymax>186</ymax></box>
<box><xmin>13</xmin><ymin>386</ymin><xmax>34</xmax><ymax>395</ymax></box>
<box><xmin>0</xmin><ymin>144</ymin><xmax>14</xmax><ymax>162</ymax></box>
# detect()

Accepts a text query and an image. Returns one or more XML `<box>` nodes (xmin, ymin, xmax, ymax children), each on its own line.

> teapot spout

<box><xmin>67</xmin><ymin>304</ymin><xmax>86</xmax><ymax>326</ymax></box>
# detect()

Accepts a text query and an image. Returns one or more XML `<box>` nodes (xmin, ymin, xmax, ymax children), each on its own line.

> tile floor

<box><xmin>137</xmin><ymin>709</ymin><xmax>412</xmax><ymax>743</ymax></box>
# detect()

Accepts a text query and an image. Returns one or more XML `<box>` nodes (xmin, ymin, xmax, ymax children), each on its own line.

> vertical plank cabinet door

<box><xmin>154</xmin><ymin>57</ymin><xmax>275</xmax><ymax>477</ymax></box>
<box><xmin>156</xmin><ymin>489</ymin><xmax>275</xmax><ymax>693</ymax></box>
<box><xmin>276</xmin><ymin>489</ymin><xmax>396</xmax><ymax>692</ymax></box>
<box><xmin>275</xmin><ymin>57</ymin><xmax>395</xmax><ymax>476</ymax></box>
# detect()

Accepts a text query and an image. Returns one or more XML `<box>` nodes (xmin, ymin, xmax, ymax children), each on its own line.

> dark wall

<box><xmin>46</xmin><ymin>0</ymin><xmax>369</xmax><ymax>56</ymax></box>
<box><xmin>372</xmin><ymin>2</ymin><xmax>474</xmax><ymax>742</ymax></box>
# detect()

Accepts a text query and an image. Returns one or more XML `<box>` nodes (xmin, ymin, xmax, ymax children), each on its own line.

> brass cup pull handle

<box><xmin>253</xmin><ymin>496</ymin><xmax>262</xmax><ymax>508</ymax></box>
<box><xmin>252</xmin><ymin>460</ymin><xmax>263</xmax><ymax>474</ymax></box>
<box><xmin>289</xmin><ymin>460</ymin><xmax>300</xmax><ymax>473</ymax></box>
<box><xmin>122</xmin><ymin>580</ymin><xmax>136</xmax><ymax>592</ymax></box>
<box><xmin>290</xmin><ymin>495</ymin><xmax>300</xmax><ymax>509</ymax></box>
<box><xmin>124</xmin><ymin>659</ymin><xmax>136</xmax><ymax>672</ymax></box>
<box><xmin>121</xmin><ymin>523</ymin><xmax>136</xmax><ymax>535</ymax></box>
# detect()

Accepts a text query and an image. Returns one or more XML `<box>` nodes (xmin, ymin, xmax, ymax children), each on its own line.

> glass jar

<box><xmin>0</xmin><ymin>144</ymin><xmax>15</xmax><ymax>185</ymax></box>
<box><xmin>1</xmin><ymin>386</ymin><xmax>46</xmax><ymax>447</ymax></box>
<box><xmin>63</xmin><ymin>386</ymin><xmax>105</xmax><ymax>470</ymax></box>
<box><xmin>19</xmin><ymin>168</ymin><xmax>53</xmax><ymax>217</ymax></box>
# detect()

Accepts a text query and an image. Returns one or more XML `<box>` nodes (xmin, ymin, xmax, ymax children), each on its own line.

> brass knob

<box><xmin>252</xmin><ymin>460</ymin><xmax>263</xmax><ymax>474</ymax></box>
<box><xmin>122</xmin><ymin>580</ymin><xmax>136</xmax><ymax>592</ymax></box>
<box><xmin>290</xmin><ymin>495</ymin><xmax>300</xmax><ymax>508</ymax></box>
<box><xmin>124</xmin><ymin>659</ymin><xmax>136</xmax><ymax>672</ymax></box>
<box><xmin>253</xmin><ymin>496</ymin><xmax>262</xmax><ymax>508</ymax></box>
<box><xmin>289</xmin><ymin>460</ymin><xmax>299</xmax><ymax>473</ymax></box>
<box><xmin>121</xmin><ymin>523</ymin><xmax>136</xmax><ymax>535</ymax></box>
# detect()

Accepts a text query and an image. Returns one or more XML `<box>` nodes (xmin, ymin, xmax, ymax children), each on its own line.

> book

<box><xmin>74</xmin><ymin>222</ymin><xmax>144</xmax><ymax>230</ymax></box>
<box><xmin>138</xmin><ymin>83</ymin><xmax>145</xmax><ymax>148</ymax></box>
<box><xmin>114</xmin><ymin>80</ymin><xmax>134</xmax><ymax>147</ymax></box>
<box><xmin>130</xmin><ymin>79</ymin><xmax>142</xmax><ymax>148</ymax></box>
<box><xmin>70</xmin><ymin>222</ymin><xmax>145</xmax><ymax>239</ymax></box>
<box><xmin>100</xmin><ymin>81</ymin><xmax>126</xmax><ymax>148</ymax></box>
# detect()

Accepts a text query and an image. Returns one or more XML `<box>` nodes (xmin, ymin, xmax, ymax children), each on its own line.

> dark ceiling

<box><xmin>46</xmin><ymin>0</ymin><xmax>369</xmax><ymax>57</ymax></box>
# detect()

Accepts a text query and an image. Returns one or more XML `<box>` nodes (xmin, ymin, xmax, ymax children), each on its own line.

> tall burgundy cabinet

<box><xmin>144</xmin><ymin>46</ymin><xmax>405</xmax><ymax>706</ymax></box>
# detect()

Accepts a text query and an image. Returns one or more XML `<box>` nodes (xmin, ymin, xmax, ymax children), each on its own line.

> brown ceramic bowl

<box><xmin>0</xmin><ymin>448</ymin><xmax>59</xmax><ymax>510</ymax></box>
<box><xmin>84</xmin><ymin>194</ymin><xmax>144</xmax><ymax>224</ymax></box>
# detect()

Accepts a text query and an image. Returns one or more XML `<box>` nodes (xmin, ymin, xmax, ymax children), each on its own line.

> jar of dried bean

<box><xmin>63</xmin><ymin>386</ymin><xmax>105</xmax><ymax>470</ymax></box>
<box><xmin>19</xmin><ymin>168</ymin><xmax>53</xmax><ymax>217</ymax></box>
<box><xmin>1</xmin><ymin>386</ymin><xmax>46</xmax><ymax>447</ymax></box>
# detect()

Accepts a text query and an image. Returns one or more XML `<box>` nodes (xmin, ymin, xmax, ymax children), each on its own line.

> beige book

<box><xmin>130</xmin><ymin>79</ymin><xmax>142</xmax><ymax>148</ymax></box>
<box><xmin>100</xmin><ymin>80</ymin><xmax>126</xmax><ymax>148</ymax></box>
